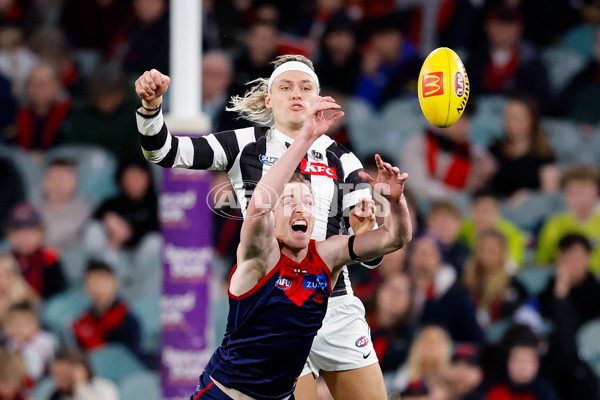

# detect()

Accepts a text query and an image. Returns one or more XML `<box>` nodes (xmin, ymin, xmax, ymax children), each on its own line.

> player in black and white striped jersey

<box><xmin>135</xmin><ymin>54</ymin><xmax>389</xmax><ymax>400</ymax></box>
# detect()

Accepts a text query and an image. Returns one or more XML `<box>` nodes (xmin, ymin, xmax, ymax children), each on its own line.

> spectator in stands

<box><xmin>426</xmin><ymin>200</ymin><xmax>471</xmax><ymax>276</ymax></box>
<box><xmin>202</xmin><ymin>51</ymin><xmax>246</xmax><ymax>132</ymax></box>
<box><xmin>367</xmin><ymin>272</ymin><xmax>416</xmax><ymax>374</ymax></box>
<box><xmin>459</xmin><ymin>190</ymin><xmax>525</xmax><ymax>269</ymax></box>
<box><xmin>484</xmin><ymin>325</ymin><xmax>559</xmax><ymax>400</ymax></box>
<box><xmin>15</xmin><ymin>62</ymin><xmax>71</xmax><ymax>151</ymax></box>
<box><xmin>63</xmin><ymin>62</ymin><xmax>140</xmax><ymax>161</ymax></box>
<box><xmin>0</xmin><ymin>26</ymin><xmax>38</xmax><ymax>101</ymax></box>
<box><xmin>27</xmin><ymin>27</ymin><xmax>85</xmax><ymax>99</ymax></box>
<box><xmin>119</xmin><ymin>0</ymin><xmax>169</xmax><ymax>77</ymax></box>
<box><xmin>466</xmin><ymin>3</ymin><xmax>551</xmax><ymax>111</ymax></box>
<box><xmin>486</xmin><ymin>94</ymin><xmax>557</xmax><ymax>200</ymax></box>
<box><xmin>391</xmin><ymin>325</ymin><xmax>453</xmax><ymax>393</ymax></box>
<box><xmin>231</xmin><ymin>21</ymin><xmax>279</xmax><ymax>96</ymax></box>
<box><xmin>83</xmin><ymin>158</ymin><xmax>160</xmax><ymax>298</ymax></box>
<box><xmin>72</xmin><ymin>261</ymin><xmax>141</xmax><ymax>356</ymax></box>
<box><xmin>354</xmin><ymin>14</ymin><xmax>422</xmax><ymax>109</ymax></box>
<box><xmin>87</xmin><ymin>157</ymin><xmax>158</xmax><ymax>251</ymax></box>
<box><xmin>7</xmin><ymin>203</ymin><xmax>66</xmax><ymax>300</ymax></box>
<box><xmin>552</xmin><ymin>26</ymin><xmax>600</xmax><ymax>125</ymax></box>
<box><xmin>0</xmin><ymin>156</ymin><xmax>25</xmax><ymax>239</ymax></box>
<box><xmin>538</xmin><ymin>233</ymin><xmax>600</xmax><ymax>400</ymax></box>
<box><xmin>0</xmin><ymin>349</ymin><xmax>29</xmax><ymax>400</ymax></box>
<box><xmin>536</xmin><ymin>165</ymin><xmax>600</xmax><ymax>273</ymax></box>
<box><xmin>407</xmin><ymin>236</ymin><xmax>484</xmax><ymax>344</ymax></box>
<box><xmin>539</xmin><ymin>234</ymin><xmax>600</xmax><ymax>337</ymax></box>
<box><xmin>59</xmin><ymin>0</ymin><xmax>135</xmax><ymax>54</ymax></box>
<box><xmin>0</xmin><ymin>255</ymin><xmax>36</xmax><ymax>345</ymax></box>
<box><xmin>49</xmin><ymin>348</ymin><xmax>118</xmax><ymax>400</ymax></box>
<box><xmin>462</xmin><ymin>230</ymin><xmax>528</xmax><ymax>329</ymax></box>
<box><xmin>4</xmin><ymin>302</ymin><xmax>57</xmax><ymax>381</ymax></box>
<box><xmin>445</xmin><ymin>344</ymin><xmax>485</xmax><ymax>400</ymax></box>
<box><xmin>402</xmin><ymin>105</ymin><xmax>496</xmax><ymax>204</ymax></box>
<box><xmin>0</xmin><ymin>0</ymin><xmax>41</xmax><ymax>37</ymax></box>
<box><xmin>314</xmin><ymin>11</ymin><xmax>361</xmax><ymax>97</ymax></box>
<box><xmin>35</xmin><ymin>158</ymin><xmax>90</xmax><ymax>253</ymax></box>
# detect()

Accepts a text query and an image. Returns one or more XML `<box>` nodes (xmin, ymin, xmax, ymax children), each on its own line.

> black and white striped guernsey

<box><xmin>137</xmin><ymin>109</ymin><xmax>380</xmax><ymax>297</ymax></box>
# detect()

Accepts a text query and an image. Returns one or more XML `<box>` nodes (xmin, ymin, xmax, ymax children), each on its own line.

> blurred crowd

<box><xmin>0</xmin><ymin>0</ymin><xmax>599</xmax><ymax>399</ymax></box>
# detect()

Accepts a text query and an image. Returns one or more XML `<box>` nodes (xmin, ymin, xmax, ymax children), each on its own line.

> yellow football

<box><xmin>417</xmin><ymin>47</ymin><xmax>469</xmax><ymax>128</ymax></box>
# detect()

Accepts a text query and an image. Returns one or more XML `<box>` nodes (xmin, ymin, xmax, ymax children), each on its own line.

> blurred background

<box><xmin>1</xmin><ymin>0</ymin><xmax>600</xmax><ymax>399</ymax></box>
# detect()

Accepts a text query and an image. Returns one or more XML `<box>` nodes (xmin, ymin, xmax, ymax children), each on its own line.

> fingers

<box><xmin>358</xmin><ymin>171</ymin><xmax>375</xmax><ymax>184</ymax></box>
<box><xmin>136</xmin><ymin>69</ymin><xmax>170</xmax><ymax>100</ymax></box>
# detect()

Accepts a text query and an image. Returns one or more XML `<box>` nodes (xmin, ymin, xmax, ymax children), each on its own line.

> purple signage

<box><xmin>160</xmin><ymin>166</ymin><xmax>213</xmax><ymax>400</ymax></box>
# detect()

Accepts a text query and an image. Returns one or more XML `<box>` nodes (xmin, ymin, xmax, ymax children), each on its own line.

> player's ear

<box><xmin>265</xmin><ymin>93</ymin><xmax>272</xmax><ymax>109</ymax></box>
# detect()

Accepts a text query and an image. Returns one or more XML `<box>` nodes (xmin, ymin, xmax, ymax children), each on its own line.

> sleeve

<box><xmin>42</xmin><ymin>260</ymin><xmax>67</xmax><ymax>300</ymax></box>
<box><xmin>74</xmin><ymin>378</ymin><xmax>119</xmax><ymax>400</ymax></box>
<box><xmin>340</xmin><ymin>151</ymin><xmax>383</xmax><ymax>269</ymax></box>
<box><xmin>535</xmin><ymin>217</ymin><xmax>560</xmax><ymax>265</ymax></box>
<box><xmin>136</xmin><ymin>108</ymin><xmax>253</xmax><ymax>171</ymax></box>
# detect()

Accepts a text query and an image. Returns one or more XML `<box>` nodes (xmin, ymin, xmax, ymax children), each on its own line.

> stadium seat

<box><xmin>41</xmin><ymin>289</ymin><xmax>91</xmax><ymax>346</ymax></box>
<box><xmin>576</xmin><ymin>318</ymin><xmax>600</xmax><ymax>376</ymax></box>
<box><xmin>32</xmin><ymin>376</ymin><xmax>55</xmax><ymax>400</ymax></box>
<box><xmin>542</xmin><ymin>46</ymin><xmax>586</xmax><ymax>96</ymax></box>
<box><xmin>560</xmin><ymin>25</ymin><xmax>596</xmax><ymax>61</ymax></box>
<box><xmin>131</xmin><ymin>296</ymin><xmax>161</xmax><ymax>353</ymax></box>
<box><xmin>0</xmin><ymin>145</ymin><xmax>43</xmax><ymax>200</ymax></box>
<box><xmin>60</xmin><ymin>247</ymin><xmax>89</xmax><ymax>287</ymax></box>
<box><xmin>542</xmin><ymin>119</ymin><xmax>594</xmax><ymax>167</ymax></box>
<box><xmin>44</xmin><ymin>145</ymin><xmax>118</xmax><ymax>208</ymax></box>
<box><xmin>470</xmin><ymin>95</ymin><xmax>506</xmax><ymax>147</ymax></box>
<box><xmin>516</xmin><ymin>267</ymin><xmax>553</xmax><ymax>297</ymax></box>
<box><xmin>119</xmin><ymin>370</ymin><xmax>161</xmax><ymax>400</ymax></box>
<box><xmin>89</xmin><ymin>344</ymin><xmax>147</xmax><ymax>385</ymax></box>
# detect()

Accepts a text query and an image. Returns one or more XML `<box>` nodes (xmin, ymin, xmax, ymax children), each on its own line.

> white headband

<box><xmin>267</xmin><ymin>61</ymin><xmax>320</xmax><ymax>93</ymax></box>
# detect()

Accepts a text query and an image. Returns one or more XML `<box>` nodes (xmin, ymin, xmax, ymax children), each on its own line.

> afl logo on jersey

<box><xmin>276</xmin><ymin>276</ymin><xmax>292</xmax><ymax>290</ymax></box>
<box><xmin>259</xmin><ymin>154</ymin><xmax>278</xmax><ymax>166</ymax></box>
<box><xmin>355</xmin><ymin>336</ymin><xmax>369</xmax><ymax>348</ymax></box>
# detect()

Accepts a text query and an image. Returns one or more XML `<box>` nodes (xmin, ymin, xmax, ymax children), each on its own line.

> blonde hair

<box><xmin>407</xmin><ymin>325</ymin><xmax>452</xmax><ymax>382</ymax></box>
<box><xmin>0</xmin><ymin>255</ymin><xmax>37</xmax><ymax>314</ymax></box>
<box><xmin>227</xmin><ymin>54</ymin><xmax>316</xmax><ymax>124</ymax></box>
<box><xmin>462</xmin><ymin>230</ymin><xmax>510</xmax><ymax>310</ymax></box>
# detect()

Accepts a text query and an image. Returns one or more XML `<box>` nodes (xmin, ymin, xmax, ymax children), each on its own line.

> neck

<box><xmin>273</xmin><ymin>122</ymin><xmax>303</xmax><ymax>139</ymax></box>
<box><xmin>280</xmin><ymin>245</ymin><xmax>309</xmax><ymax>263</ymax></box>
<box><xmin>573</xmin><ymin>208</ymin><xmax>593</xmax><ymax>221</ymax></box>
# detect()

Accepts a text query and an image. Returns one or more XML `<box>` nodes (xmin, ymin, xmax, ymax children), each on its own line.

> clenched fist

<box><xmin>135</xmin><ymin>69</ymin><xmax>171</xmax><ymax>111</ymax></box>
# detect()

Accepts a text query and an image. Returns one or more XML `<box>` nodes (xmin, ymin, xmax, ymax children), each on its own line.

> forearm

<box><xmin>379</xmin><ymin>195</ymin><xmax>412</xmax><ymax>251</ymax></box>
<box><xmin>351</xmin><ymin>196</ymin><xmax>412</xmax><ymax>262</ymax></box>
<box><xmin>247</xmin><ymin>133</ymin><xmax>314</xmax><ymax>216</ymax></box>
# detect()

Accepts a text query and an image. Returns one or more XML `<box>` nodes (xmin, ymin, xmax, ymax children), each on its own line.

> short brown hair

<box><xmin>429</xmin><ymin>200</ymin><xmax>462</xmax><ymax>219</ymax></box>
<box><xmin>272</xmin><ymin>54</ymin><xmax>315</xmax><ymax>71</ymax></box>
<box><xmin>561</xmin><ymin>165</ymin><xmax>600</xmax><ymax>189</ymax></box>
<box><xmin>288</xmin><ymin>172</ymin><xmax>313</xmax><ymax>194</ymax></box>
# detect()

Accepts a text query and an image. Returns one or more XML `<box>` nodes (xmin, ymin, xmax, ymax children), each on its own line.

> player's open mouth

<box><xmin>291</xmin><ymin>219</ymin><xmax>307</xmax><ymax>233</ymax></box>
<box><xmin>290</xmin><ymin>103</ymin><xmax>303</xmax><ymax>111</ymax></box>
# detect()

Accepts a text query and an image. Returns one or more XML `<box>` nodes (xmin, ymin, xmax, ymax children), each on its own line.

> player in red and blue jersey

<box><xmin>186</xmin><ymin>94</ymin><xmax>412</xmax><ymax>400</ymax></box>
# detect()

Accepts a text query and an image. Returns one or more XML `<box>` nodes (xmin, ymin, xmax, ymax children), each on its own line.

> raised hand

<box><xmin>300</xmin><ymin>96</ymin><xmax>344</xmax><ymax>141</ymax></box>
<box><xmin>358</xmin><ymin>154</ymin><xmax>408</xmax><ymax>203</ymax></box>
<box><xmin>135</xmin><ymin>69</ymin><xmax>171</xmax><ymax>108</ymax></box>
<box><xmin>349</xmin><ymin>198</ymin><xmax>376</xmax><ymax>235</ymax></box>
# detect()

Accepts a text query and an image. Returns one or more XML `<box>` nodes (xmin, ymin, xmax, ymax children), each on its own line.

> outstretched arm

<box><xmin>317</xmin><ymin>155</ymin><xmax>412</xmax><ymax>272</ymax></box>
<box><xmin>231</xmin><ymin>97</ymin><xmax>344</xmax><ymax>295</ymax></box>
<box><xmin>135</xmin><ymin>69</ymin><xmax>255</xmax><ymax>172</ymax></box>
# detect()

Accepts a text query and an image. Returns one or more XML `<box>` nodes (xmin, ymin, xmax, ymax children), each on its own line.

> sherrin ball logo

<box><xmin>418</xmin><ymin>47</ymin><xmax>470</xmax><ymax>128</ymax></box>
<box><xmin>455</xmin><ymin>72</ymin><xmax>465</xmax><ymax>97</ymax></box>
